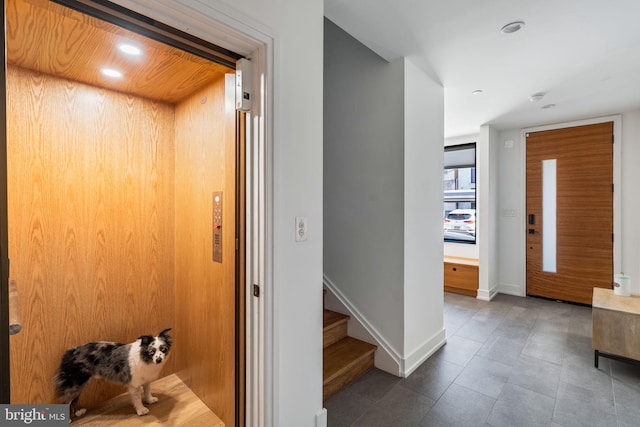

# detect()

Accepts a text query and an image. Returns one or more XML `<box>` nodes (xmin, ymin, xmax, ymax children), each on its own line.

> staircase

<box><xmin>323</xmin><ymin>291</ymin><xmax>377</xmax><ymax>401</ymax></box>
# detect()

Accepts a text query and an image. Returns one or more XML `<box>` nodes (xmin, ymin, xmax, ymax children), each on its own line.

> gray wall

<box><xmin>324</xmin><ymin>19</ymin><xmax>445</xmax><ymax>373</ymax></box>
<box><xmin>324</xmin><ymin>18</ymin><xmax>405</xmax><ymax>351</ymax></box>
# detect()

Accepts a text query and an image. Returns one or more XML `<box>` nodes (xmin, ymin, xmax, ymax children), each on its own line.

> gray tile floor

<box><xmin>324</xmin><ymin>292</ymin><xmax>640</xmax><ymax>427</ymax></box>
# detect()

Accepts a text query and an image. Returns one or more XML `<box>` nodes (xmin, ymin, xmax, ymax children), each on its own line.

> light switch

<box><xmin>295</xmin><ymin>216</ymin><xmax>308</xmax><ymax>242</ymax></box>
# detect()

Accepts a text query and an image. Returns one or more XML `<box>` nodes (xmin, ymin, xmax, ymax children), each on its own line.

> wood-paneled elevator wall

<box><xmin>6</xmin><ymin>63</ymin><xmax>236</xmax><ymax>426</ymax></box>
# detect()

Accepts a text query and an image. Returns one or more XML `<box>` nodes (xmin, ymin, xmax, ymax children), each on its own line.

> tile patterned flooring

<box><xmin>324</xmin><ymin>292</ymin><xmax>640</xmax><ymax>427</ymax></box>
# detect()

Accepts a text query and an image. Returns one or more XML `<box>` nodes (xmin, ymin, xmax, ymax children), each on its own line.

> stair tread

<box><xmin>323</xmin><ymin>309</ymin><xmax>349</xmax><ymax>329</ymax></box>
<box><xmin>323</xmin><ymin>336</ymin><xmax>377</xmax><ymax>383</ymax></box>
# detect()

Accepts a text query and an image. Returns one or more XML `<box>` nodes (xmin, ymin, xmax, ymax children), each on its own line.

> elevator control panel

<box><xmin>213</xmin><ymin>192</ymin><xmax>223</xmax><ymax>263</ymax></box>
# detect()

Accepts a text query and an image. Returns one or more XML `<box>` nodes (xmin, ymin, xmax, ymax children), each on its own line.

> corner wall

<box><xmin>477</xmin><ymin>125</ymin><xmax>500</xmax><ymax>301</ymax></box>
<box><xmin>324</xmin><ymin>18</ymin><xmax>405</xmax><ymax>357</ymax></box>
<box><xmin>403</xmin><ymin>58</ymin><xmax>445</xmax><ymax>374</ymax></box>
<box><xmin>324</xmin><ymin>19</ymin><xmax>445</xmax><ymax>376</ymax></box>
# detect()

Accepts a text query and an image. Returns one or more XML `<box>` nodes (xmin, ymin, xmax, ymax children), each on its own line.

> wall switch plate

<box><xmin>295</xmin><ymin>216</ymin><xmax>308</xmax><ymax>242</ymax></box>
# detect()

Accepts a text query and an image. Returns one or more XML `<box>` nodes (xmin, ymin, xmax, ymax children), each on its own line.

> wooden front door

<box><xmin>526</xmin><ymin>122</ymin><xmax>614</xmax><ymax>305</ymax></box>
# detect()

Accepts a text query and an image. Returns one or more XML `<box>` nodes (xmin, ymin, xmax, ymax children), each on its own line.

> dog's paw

<box><xmin>75</xmin><ymin>408</ymin><xmax>87</xmax><ymax>418</ymax></box>
<box><xmin>146</xmin><ymin>396</ymin><xmax>159</xmax><ymax>405</ymax></box>
<box><xmin>136</xmin><ymin>407</ymin><xmax>150</xmax><ymax>416</ymax></box>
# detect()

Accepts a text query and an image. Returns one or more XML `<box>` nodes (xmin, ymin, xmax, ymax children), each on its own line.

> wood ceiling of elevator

<box><xmin>6</xmin><ymin>0</ymin><xmax>234</xmax><ymax>104</ymax></box>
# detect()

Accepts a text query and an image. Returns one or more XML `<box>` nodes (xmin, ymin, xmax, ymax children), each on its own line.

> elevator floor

<box><xmin>71</xmin><ymin>374</ymin><xmax>224</xmax><ymax>426</ymax></box>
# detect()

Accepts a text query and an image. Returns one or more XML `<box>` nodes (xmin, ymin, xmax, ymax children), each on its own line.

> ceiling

<box><xmin>325</xmin><ymin>0</ymin><xmax>640</xmax><ymax>138</ymax></box>
<box><xmin>6</xmin><ymin>0</ymin><xmax>232</xmax><ymax>104</ymax></box>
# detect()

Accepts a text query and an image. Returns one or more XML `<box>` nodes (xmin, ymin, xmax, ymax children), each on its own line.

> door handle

<box><xmin>528</xmin><ymin>214</ymin><xmax>535</xmax><ymax>225</ymax></box>
<box><xmin>528</xmin><ymin>228</ymin><xmax>536</xmax><ymax>234</ymax></box>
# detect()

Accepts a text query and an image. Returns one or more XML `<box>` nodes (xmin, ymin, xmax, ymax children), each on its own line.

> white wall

<box><xmin>110</xmin><ymin>1</ymin><xmax>325</xmax><ymax>426</ymax></box>
<box><xmin>496</xmin><ymin>111</ymin><xmax>640</xmax><ymax>297</ymax></box>
<box><xmin>403</xmin><ymin>58</ymin><xmax>445</xmax><ymax>374</ymax></box>
<box><xmin>496</xmin><ymin>129</ymin><xmax>525</xmax><ymax>296</ymax></box>
<box><xmin>477</xmin><ymin>125</ymin><xmax>500</xmax><ymax>300</ymax></box>
<box><xmin>621</xmin><ymin>111</ymin><xmax>640</xmax><ymax>294</ymax></box>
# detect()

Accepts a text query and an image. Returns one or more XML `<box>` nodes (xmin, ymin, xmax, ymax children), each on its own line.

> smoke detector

<box><xmin>529</xmin><ymin>93</ymin><xmax>545</xmax><ymax>102</ymax></box>
<box><xmin>501</xmin><ymin>21</ymin><xmax>525</xmax><ymax>34</ymax></box>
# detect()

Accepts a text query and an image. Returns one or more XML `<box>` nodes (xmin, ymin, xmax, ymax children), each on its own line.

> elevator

<box><xmin>0</xmin><ymin>0</ymin><xmax>246</xmax><ymax>425</ymax></box>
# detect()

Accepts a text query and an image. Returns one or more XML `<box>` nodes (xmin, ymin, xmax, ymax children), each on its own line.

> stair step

<box><xmin>323</xmin><ymin>309</ymin><xmax>349</xmax><ymax>348</ymax></box>
<box><xmin>323</xmin><ymin>336</ymin><xmax>376</xmax><ymax>401</ymax></box>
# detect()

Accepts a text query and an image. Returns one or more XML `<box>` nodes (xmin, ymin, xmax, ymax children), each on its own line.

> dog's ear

<box><xmin>159</xmin><ymin>328</ymin><xmax>172</xmax><ymax>348</ymax></box>
<box><xmin>138</xmin><ymin>335</ymin><xmax>154</xmax><ymax>346</ymax></box>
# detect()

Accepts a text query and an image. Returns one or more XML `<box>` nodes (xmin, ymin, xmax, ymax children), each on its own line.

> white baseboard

<box><xmin>477</xmin><ymin>285</ymin><xmax>499</xmax><ymax>301</ymax></box>
<box><xmin>402</xmin><ymin>328</ymin><xmax>446</xmax><ymax>377</ymax></box>
<box><xmin>497</xmin><ymin>282</ymin><xmax>525</xmax><ymax>297</ymax></box>
<box><xmin>323</xmin><ymin>275</ymin><xmax>403</xmax><ymax>376</ymax></box>
<box><xmin>315</xmin><ymin>408</ymin><xmax>327</xmax><ymax>427</ymax></box>
<box><xmin>323</xmin><ymin>275</ymin><xmax>446</xmax><ymax>378</ymax></box>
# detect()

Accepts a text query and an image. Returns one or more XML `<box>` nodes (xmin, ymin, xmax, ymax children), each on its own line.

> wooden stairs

<box><xmin>323</xmin><ymin>291</ymin><xmax>377</xmax><ymax>401</ymax></box>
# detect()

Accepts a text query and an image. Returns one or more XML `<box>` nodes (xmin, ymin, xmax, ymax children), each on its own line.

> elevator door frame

<box><xmin>0</xmin><ymin>0</ymin><xmax>9</xmax><ymax>405</ymax></box>
<box><xmin>0</xmin><ymin>1</ymin><xmax>272</xmax><ymax>426</ymax></box>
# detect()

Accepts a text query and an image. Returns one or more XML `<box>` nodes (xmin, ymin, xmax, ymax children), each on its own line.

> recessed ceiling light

<box><xmin>529</xmin><ymin>93</ymin><xmax>545</xmax><ymax>102</ymax></box>
<box><xmin>101</xmin><ymin>68</ymin><xmax>123</xmax><ymax>78</ymax></box>
<box><xmin>472</xmin><ymin>89</ymin><xmax>483</xmax><ymax>95</ymax></box>
<box><xmin>542</xmin><ymin>104</ymin><xmax>556</xmax><ymax>109</ymax></box>
<box><xmin>118</xmin><ymin>43</ymin><xmax>142</xmax><ymax>56</ymax></box>
<box><xmin>501</xmin><ymin>21</ymin><xmax>525</xmax><ymax>34</ymax></box>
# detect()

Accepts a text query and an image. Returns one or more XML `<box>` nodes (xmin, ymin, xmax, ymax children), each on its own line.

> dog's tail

<box><xmin>54</xmin><ymin>348</ymin><xmax>90</xmax><ymax>403</ymax></box>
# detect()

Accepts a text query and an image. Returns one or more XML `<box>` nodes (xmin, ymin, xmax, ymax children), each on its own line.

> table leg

<box><xmin>594</xmin><ymin>350</ymin><xmax>599</xmax><ymax>368</ymax></box>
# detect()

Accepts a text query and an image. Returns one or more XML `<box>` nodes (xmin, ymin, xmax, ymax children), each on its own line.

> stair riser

<box><xmin>323</xmin><ymin>321</ymin><xmax>348</xmax><ymax>348</ymax></box>
<box><xmin>323</xmin><ymin>352</ymin><xmax>374</xmax><ymax>401</ymax></box>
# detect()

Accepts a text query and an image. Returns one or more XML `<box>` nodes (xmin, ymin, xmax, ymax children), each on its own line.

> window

<box><xmin>444</xmin><ymin>143</ymin><xmax>476</xmax><ymax>244</ymax></box>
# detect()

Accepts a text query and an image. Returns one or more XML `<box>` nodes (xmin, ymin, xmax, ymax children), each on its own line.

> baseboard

<box><xmin>323</xmin><ymin>275</ymin><xmax>448</xmax><ymax>377</ymax></box>
<box><xmin>477</xmin><ymin>284</ymin><xmax>499</xmax><ymax>301</ymax></box>
<box><xmin>402</xmin><ymin>328</ymin><xmax>446</xmax><ymax>377</ymax></box>
<box><xmin>497</xmin><ymin>282</ymin><xmax>524</xmax><ymax>297</ymax></box>
<box><xmin>323</xmin><ymin>275</ymin><xmax>403</xmax><ymax>376</ymax></box>
<box><xmin>315</xmin><ymin>408</ymin><xmax>327</xmax><ymax>427</ymax></box>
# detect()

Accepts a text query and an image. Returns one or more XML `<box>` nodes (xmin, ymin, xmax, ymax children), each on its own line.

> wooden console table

<box><xmin>592</xmin><ymin>288</ymin><xmax>640</xmax><ymax>368</ymax></box>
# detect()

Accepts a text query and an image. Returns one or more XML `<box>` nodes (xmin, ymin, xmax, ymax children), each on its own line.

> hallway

<box><xmin>325</xmin><ymin>292</ymin><xmax>640</xmax><ymax>426</ymax></box>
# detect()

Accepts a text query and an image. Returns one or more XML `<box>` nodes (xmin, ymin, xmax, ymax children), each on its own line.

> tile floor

<box><xmin>324</xmin><ymin>292</ymin><xmax>640</xmax><ymax>427</ymax></box>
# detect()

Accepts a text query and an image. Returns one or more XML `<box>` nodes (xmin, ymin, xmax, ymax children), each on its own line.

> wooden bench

<box><xmin>444</xmin><ymin>256</ymin><xmax>479</xmax><ymax>297</ymax></box>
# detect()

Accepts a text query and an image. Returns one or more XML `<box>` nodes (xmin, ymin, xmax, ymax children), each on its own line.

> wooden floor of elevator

<box><xmin>71</xmin><ymin>374</ymin><xmax>224</xmax><ymax>426</ymax></box>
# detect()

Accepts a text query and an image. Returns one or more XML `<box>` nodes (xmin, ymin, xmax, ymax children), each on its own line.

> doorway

<box><xmin>525</xmin><ymin>121</ymin><xmax>614</xmax><ymax>305</ymax></box>
<box><xmin>0</xmin><ymin>0</ymin><xmax>248</xmax><ymax>425</ymax></box>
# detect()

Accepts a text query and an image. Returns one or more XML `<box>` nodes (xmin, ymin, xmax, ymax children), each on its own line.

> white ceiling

<box><xmin>324</xmin><ymin>0</ymin><xmax>640</xmax><ymax>138</ymax></box>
